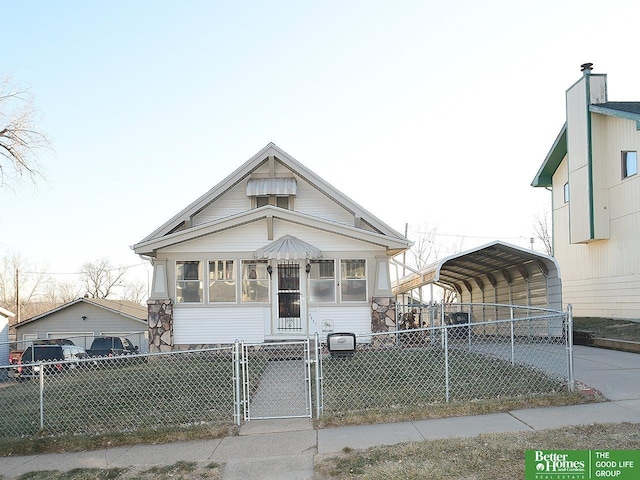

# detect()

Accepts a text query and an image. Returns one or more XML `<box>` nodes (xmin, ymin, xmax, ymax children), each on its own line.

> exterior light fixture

<box><xmin>267</xmin><ymin>265</ymin><xmax>273</xmax><ymax>277</ymax></box>
<box><xmin>81</xmin><ymin>315</ymin><xmax>87</xmax><ymax>321</ymax></box>
<box><xmin>306</xmin><ymin>263</ymin><xmax>311</xmax><ymax>274</ymax></box>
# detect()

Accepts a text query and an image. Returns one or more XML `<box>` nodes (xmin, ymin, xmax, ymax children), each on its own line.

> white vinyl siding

<box><xmin>309</xmin><ymin>306</ymin><xmax>371</xmax><ymax>338</ymax></box>
<box><xmin>294</xmin><ymin>177</ymin><xmax>355</xmax><ymax>225</ymax></box>
<box><xmin>192</xmin><ymin>182</ymin><xmax>251</xmax><ymax>225</ymax></box>
<box><xmin>162</xmin><ymin>219</ymin><xmax>387</xmax><ymax>254</ymax></box>
<box><xmin>174</xmin><ymin>307</ymin><xmax>265</xmax><ymax>344</ymax></box>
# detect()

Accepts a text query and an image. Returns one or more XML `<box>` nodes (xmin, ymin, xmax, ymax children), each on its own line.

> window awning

<box><xmin>254</xmin><ymin>235</ymin><xmax>322</xmax><ymax>260</ymax></box>
<box><xmin>246</xmin><ymin>177</ymin><xmax>297</xmax><ymax>196</ymax></box>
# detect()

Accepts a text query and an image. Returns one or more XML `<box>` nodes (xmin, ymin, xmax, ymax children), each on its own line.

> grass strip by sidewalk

<box><xmin>314</xmin><ymin>423</ymin><xmax>640</xmax><ymax>480</ymax></box>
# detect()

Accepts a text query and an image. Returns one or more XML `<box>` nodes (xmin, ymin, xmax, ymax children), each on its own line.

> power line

<box><xmin>22</xmin><ymin>262</ymin><xmax>149</xmax><ymax>276</ymax></box>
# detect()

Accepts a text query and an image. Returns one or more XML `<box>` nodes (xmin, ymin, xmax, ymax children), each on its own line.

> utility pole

<box><xmin>15</xmin><ymin>268</ymin><xmax>20</xmax><ymax>323</ymax></box>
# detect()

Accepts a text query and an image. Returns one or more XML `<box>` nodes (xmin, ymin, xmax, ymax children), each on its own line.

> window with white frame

<box><xmin>255</xmin><ymin>195</ymin><xmax>290</xmax><ymax>209</ymax></box>
<box><xmin>622</xmin><ymin>151</ymin><xmax>637</xmax><ymax>179</ymax></box>
<box><xmin>563</xmin><ymin>182</ymin><xmax>570</xmax><ymax>203</ymax></box>
<box><xmin>309</xmin><ymin>260</ymin><xmax>336</xmax><ymax>302</ymax></box>
<box><xmin>241</xmin><ymin>260</ymin><xmax>269</xmax><ymax>302</ymax></box>
<box><xmin>176</xmin><ymin>261</ymin><xmax>203</xmax><ymax>303</ymax></box>
<box><xmin>208</xmin><ymin>260</ymin><xmax>236</xmax><ymax>303</ymax></box>
<box><xmin>340</xmin><ymin>259</ymin><xmax>367</xmax><ymax>302</ymax></box>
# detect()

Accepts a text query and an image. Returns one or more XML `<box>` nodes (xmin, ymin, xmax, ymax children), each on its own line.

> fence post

<box><xmin>444</xmin><ymin>324</ymin><xmax>450</xmax><ymax>402</ymax></box>
<box><xmin>233</xmin><ymin>340</ymin><xmax>242</xmax><ymax>426</ymax></box>
<box><xmin>39</xmin><ymin>365</ymin><xmax>45</xmax><ymax>431</ymax></box>
<box><xmin>314</xmin><ymin>333</ymin><xmax>322</xmax><ymax>419</ymax></box>
<box><xmin>510</xmin><ymin>306</ymin><xmax>515</xmax><ymax>366</ymax></box>
<box><xmin>566</xmin><ymin>305</ymin><xmax>575</xmax><ymax>392</ymax></box>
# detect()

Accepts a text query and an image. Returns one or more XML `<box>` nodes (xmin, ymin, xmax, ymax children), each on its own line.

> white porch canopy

<box><xmin>254</xmin><ymin>234</ymin><xmax>322</xmax><ymax>260</ymax></box>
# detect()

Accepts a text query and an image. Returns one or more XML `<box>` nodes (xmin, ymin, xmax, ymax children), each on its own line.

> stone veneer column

<box><xmin>147</xmin><ymin>299</ymin><xmax>173</xmax><ymax>353</ymax></box>
<box><xmin>370</xmin><ymin>296</ymin><xmax>397</xmax><ymax>333</ymax></box>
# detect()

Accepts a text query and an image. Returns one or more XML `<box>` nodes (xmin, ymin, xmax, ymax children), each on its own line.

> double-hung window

<box><xmin>623</xmin><ymin>151</ymin><xmax>637</xmax><ymax>179</ymax></box>
<box><xmin>340</xmin><ymin>259</ymin><xmax>367</xmax><ymax>301</ymax></box>
<box><xmin>241</xmin><ymin>260</ymin><xmax>269</xmax><ymax>302</ymax></box>
<box><xmin>309</xmin><ymin>260</ymin><xmax>336</xmax><ymax>302</ymax></box>
<box><xmin>176</xmin><ymin>261</ymin><xmax>203</xmax><ymax>303</ymax></box>
<box><xmin>208</xmin><ymin>260</ymin><xmax>236</xmax><ymax>303</ymax></box>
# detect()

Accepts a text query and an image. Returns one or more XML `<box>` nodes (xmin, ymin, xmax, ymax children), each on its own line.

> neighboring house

<box><xmin>0</xmin><ymin>307</ymin><xmax>14</xmax><ymax>367</ymax></box>
<box><xmin>134</xmin><ymin>143</ymin><xmax>412</xmax><ymax>351</ymax></box>
<box><xmin>14</xmin><ymin>298</ymin><xmax>148</xmax><ymax>353</ymax></box>
<box><xmin>532</xmin><ymin>63</ymin><xmax>640</xmax><ymax>319</ymax></box>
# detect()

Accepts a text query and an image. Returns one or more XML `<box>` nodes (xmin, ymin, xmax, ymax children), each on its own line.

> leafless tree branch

<box><xmin>533</xmin><ymin>211</ymin><xmax>553</xmax><ymax>256</ymax></box>
<box><xmin>0</xmin><ymin>78</ymin><xmax>50</xmax><ymax>187</ymax></box>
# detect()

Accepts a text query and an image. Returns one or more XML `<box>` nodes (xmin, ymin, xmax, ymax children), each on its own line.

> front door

<box><xmin>275</xmin><ymin>261</ymin><xmax>306</xmax><ymax>334</ymax></box>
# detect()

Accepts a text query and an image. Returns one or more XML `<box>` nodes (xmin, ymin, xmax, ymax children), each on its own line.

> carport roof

<box><xmin>393</xmin><ymin>241</ymin><xmax>560</xmax><ymax>294</ymax></box>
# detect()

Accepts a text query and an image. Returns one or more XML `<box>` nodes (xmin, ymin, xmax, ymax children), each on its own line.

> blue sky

<box><xmin>2</xmin><ymin>0</ymin><xmax>639</xmax><ymax>286</ymax></box>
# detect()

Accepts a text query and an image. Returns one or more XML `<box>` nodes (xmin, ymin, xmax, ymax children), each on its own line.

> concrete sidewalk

<box><xmin>1</xmin><ymin>346</ymin><xmax>639</xmax><ymax>480</ymax></box>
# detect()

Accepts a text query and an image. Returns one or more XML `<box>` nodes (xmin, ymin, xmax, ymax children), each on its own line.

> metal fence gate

<box><xmin>241</xmin><ymin>339</ymin><xmax>315</xmax><ymax>420</ymax></box>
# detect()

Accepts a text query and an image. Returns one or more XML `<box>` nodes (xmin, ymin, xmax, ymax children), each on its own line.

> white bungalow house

<box><xmin>134</xmin><ymin>143</ymin><xmax>412</xmax><ymax>351</ymax></box>
<box><xmin>532</xmin><ymin>64</ymin><xmax>640</xmax><ymax>319</ymax></box>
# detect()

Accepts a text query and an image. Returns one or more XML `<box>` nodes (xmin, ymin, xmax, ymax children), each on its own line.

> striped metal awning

<box><xmin>254</xmin><ymin>235</ymin><xmax>322</xmax><ymax>260</ymax></box>
<box><xmin>246</xmin><ymin>177</ymin><xmax>297</xmax><ymax>196</ymax></box>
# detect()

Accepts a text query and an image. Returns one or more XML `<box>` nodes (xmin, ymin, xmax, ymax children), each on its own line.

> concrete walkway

<box><xmin>1</xmin><ymin>346</ymin><xmax>639</xmax><ymax>480</ymax></box>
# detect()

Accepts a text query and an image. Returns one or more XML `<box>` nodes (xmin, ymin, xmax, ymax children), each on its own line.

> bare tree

<box><xmin>122</xmin><ymin>278</ymin><xmax>147</xmax><ymax>304</ymax></box>
<box><xmin>0</xmin><ymin>253</ymin><xmax>51</xmax><ymax>322</ymax></box>
<box><xmin>533</xmin><ymin>210</ymin><xmax>553</xmax><ymax>256</ymax></box>
<box><xmin>408</xmin><ymin>224</ymin><xmax>439</xmax><ymax>271</ymax></box>
<box><xmin>0</xmin><ymin>77</ymin><xmax>50</xmax><ymax>187</ymax></box>
<box><xmin>40</xmin><ymin>278</ymin><xmax>82</xmax><ymax>305</ymax></box>
<box><xmin>80</xmin><ymin>258</ymin><xmax>128</xmax><ymax>299</ymax></box>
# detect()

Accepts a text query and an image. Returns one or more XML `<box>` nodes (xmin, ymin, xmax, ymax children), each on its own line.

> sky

<box><xmin>2</xmin><ymin>0</ymin><xmax>640</xmax><ymax>292</ymax></box>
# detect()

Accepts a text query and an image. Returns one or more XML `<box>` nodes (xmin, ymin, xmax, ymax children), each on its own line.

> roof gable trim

<box><xmin>532</xmin><ymin>123</ymin><xmax>567</xmax><ymax>187</ymax></box>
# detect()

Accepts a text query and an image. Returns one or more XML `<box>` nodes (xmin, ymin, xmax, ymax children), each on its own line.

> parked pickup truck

<box><xmin>86</xmin><ymin>336</ymin><xmax>139</xmax><ymax>358</ymax></box>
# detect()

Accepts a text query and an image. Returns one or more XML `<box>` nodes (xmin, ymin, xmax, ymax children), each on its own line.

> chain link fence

<box><xmin>319</xmin><ymin>304</ymin><xmax>571</xmax><ymax>416</ymax></box>
<box><xmin>242</xmin><ymin>341</ymin><xmax>313</xmax><ymax>420</ymax></box>
<box><xmin>0</xmin><ymin>303</ymin><xmax>573</xmax><ymax>442</ymax></box>
<box><xmin>0</xmin><ymin>347</ymin><xmax>235</xmax><ymax>440</ymax></box>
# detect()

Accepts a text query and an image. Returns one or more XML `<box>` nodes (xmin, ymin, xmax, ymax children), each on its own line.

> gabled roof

<box><xmin>137</xmin><ymin>143</ymin><xmax>408</xmax><ymax>245</ymax></box>
<box><xmin>531</xmin><ymin>123</ymin><xmax>567</xmax><ymax>188</ymax></box>
<box><xmin>16</xmin><ymin>298</ymin><xmax>147</xmax><ymax>328</ymax></box>
<box><xmin>134</xmin><ymin>205</ymin><xmax>412</xmax><ymax>256</ymax></box>
<box><xmin>589</xmin><ymin>102</ymin><xmax>640</xmax><ymax>121</ymax></box>
<box><xmin>532</xmin><ymin>101</ymin><xmax>640</xmax><ymax>188</ymax></box>
<box><xmin>0</xmin><ymin>306</ymin><xmax>14</xmax><ymax>319</ymax></box>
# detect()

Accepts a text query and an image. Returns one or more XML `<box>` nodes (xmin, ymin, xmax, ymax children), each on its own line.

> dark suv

<box><xmin>14</xmin><ymin>343</ymin><xmax>87</xmax><ymax>380</ymax></box>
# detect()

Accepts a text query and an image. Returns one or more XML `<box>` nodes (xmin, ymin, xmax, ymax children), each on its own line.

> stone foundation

<box><xmin>371</xmin><ymin>296</ymin><xmax>397</xmax><ymax>333</ymax></box>
<box><xmin>148</xmin><ymin>299</ymin><xmax>173</xmax><ymax>353</ymax></box>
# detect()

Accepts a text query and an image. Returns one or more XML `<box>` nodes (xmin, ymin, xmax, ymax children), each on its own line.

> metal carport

<box><xmin>393</xmin><ymin>241</ymin><xmax>562</xmax><ymax>310</ymax></box>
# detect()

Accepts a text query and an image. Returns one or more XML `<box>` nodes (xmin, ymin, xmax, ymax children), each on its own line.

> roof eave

<box><xmin>589</xmin><ymin>104</ymin><xmax>640</xmax><ymax>127</ymax></box>
<box><xmin>134</xmin><ymin>206</ymin><xmax>412</xmax><ymax>256</ymax></box>
<box><xmin>532</xmin><ymin>123</ymin><xmax>567</xmax><ymax>188</ymax></box>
